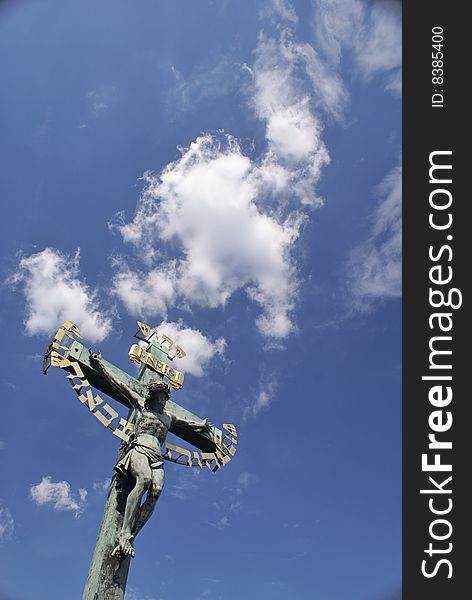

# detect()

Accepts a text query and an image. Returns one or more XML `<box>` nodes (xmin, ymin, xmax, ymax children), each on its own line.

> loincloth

<box><xmin>115</xmin><ymin>438</ymin><xmax>164</xmax><ymax>476</ymax></box>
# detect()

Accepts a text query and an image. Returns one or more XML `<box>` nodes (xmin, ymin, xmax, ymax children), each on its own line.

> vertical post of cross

<box><xmin>82</xmin><ymin>337</ymin><xmax>171</xmax><ymax>600</ymax></box>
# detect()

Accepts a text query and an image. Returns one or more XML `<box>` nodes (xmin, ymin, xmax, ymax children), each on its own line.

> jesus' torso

<box><xmin>135</xmin><ymin>407</ymin><xmax>172</xmax><ymax>453</ymax></box>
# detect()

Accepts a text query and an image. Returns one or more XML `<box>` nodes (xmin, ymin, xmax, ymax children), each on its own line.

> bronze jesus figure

<box><xmin>89</xmin><ymin>351</ymin><xmax>210</xmax><ymax>558</ymax></box>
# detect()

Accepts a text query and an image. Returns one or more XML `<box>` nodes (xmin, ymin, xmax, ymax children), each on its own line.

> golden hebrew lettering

<box><xmin>201</xmin><ymin>452</ymin><xmax>221</xmax><ymax>469</ymax></box>
<box><xmin>113</xmin><ymin>418</ymin><xmax>134</xmax><ymax>442</ymax></box>
<box><xmin>69</xmin><ymin>380</ymin><xmax>89</xmax><ymax>391</ymax></box>
<box><xmin>94</xmin><ymin>402</ymin><xmax>119</xmax><ymax>428</ymax></box>
<box><xmin>78</xmin><ymin>389</ymin><xmax>103</xmax><ymax>412</ymax></box>
<box><xmin>171</xmin><ymin>346</ymin><xmax>186</xmax><ymax>360</ymax></box>
<box><xmin>66</xmin><ymin>365</ymin><xmax>90</xmax><ymax>391</ymax></box>
<box><xmin>137</xmin><ymin>321</ymin><xmax>152</xmax><ymax>337</ymax></box>
<box><xmin>161</xmin><ymin>334</ymin><xmax>174</xmax><ymax>349</ymax></box>
<box><xmin>54</xmin><ymin>328</ymin><xmax>76</xmax><ymax>344</ymax></box>
<box><xmin>52</xmin><ymin>341</ymin><xmax>71</xmax><ymax>352</ymax></box>
<box><xmin>192</xmin><ymin>452</ymin><xmax>203</xmax><ymax>468</ymax></box>
<box><xmin>165</xmin><ymin>443</ymin><xmax>192</xmax><ymax>466</ymax></box>
<box><xmin>66</xmin><ymin>361</ymin><xmax>85</xmax><ymax>378</ymax></box>
<box><xmin>50</xmin><ymin>351</ymin><xmax>72</xmax><ymax>369</ymax></box>
<box><xmin>224</xmin><ymin>434</ymin><xmax>237</xmax><ymax>446</ymax></box>
<box><xmin>135</xmin><ymin>321</ymin><xmax>187</xmax><ymax>361</ymax></box>
<box><xmin>223</xmin><ymin>423</ymin><xmax>237</xmax><ymax>437</ymax></box>
<box><xmin>62</xmin><ymin>321</ymin><xmax>82</xmax><ymax>338</ymax></box>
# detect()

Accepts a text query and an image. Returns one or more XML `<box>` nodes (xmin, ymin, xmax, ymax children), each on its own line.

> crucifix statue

<box><xmin>43</xmin><ymin>320</ymin><xmax>237</xmax><ymax>600</ymax></box>
<box><xmin>90</xmin><ymin>352</ymin><xmax>211</xmax><ymax>558</ymax></box>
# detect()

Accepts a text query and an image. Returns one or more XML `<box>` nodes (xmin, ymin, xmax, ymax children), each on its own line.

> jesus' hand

<box><xmin>89</xmin><ymin>349</ymin><xmax>102</xmax><ymax>363</ymax></box>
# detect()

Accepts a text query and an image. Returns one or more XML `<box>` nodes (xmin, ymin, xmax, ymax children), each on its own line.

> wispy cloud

<box><xmin>235</xmin><ymin>471</ymin><xmax>259</xmax><ymax>495</ymax></box>
<box><xmin>313</xmin><ymin>0</ymin><xmax>402</xmax><ymax>95</ymax></box>
<box><xmin>0</xmin><ymin>503</ymin><xmax>14</xmax><ymax>543</ymax></box>
<box><xmin>125</xmin><ymin>587</ymin><xmax>157</xmax><ymax>600</ymax></box>
<box><xmin>87</xmin><ymin>85</ymin><xmax>116</xmax><ymax>115</ymax></box>
<box><xmin>92</xmin><ymin>478</ymin><xmax>112</xmax><ymax>494</ymax></box>
<box><xmin>30</xmin><ymin>476</ymin><xmax>88</xmax><ymax>514</ymax></box>
<box><xmin>9</xmin><ymin>247</ymin><xmax>112</xmax><ymax>342</ymax></box>
<box><xmin>211</xmin><ymin>470</ymin><xmax>259</xmax><ymax>523</ymax></box>
<box><xmin>252</xmin><ymin>28</ymin><xmax>347</xmax><ymax>128</ymax></box>
<box><xmin>168</xmin><ymin>468</ymin><xmax>202</xmax><ymax>501</ymax></box>
<box><xmin>251</xmin><ymin>31</ymin><xmax>333</xmax><ymax>207</ymax></box>
<box><xmin>261</xmin><ymin>0</ymin><xmax>299</xmax><ymax>24</ymax></box>
<box><xmin>346</xmin><ymin>162</ymin><xmax>402</xmax><ymax>312</ymax></box>
<box><xmin>244</xmin><ymin>373</ymin><xmax>278</xmax><ymax>420</ymax></box>
<box><xmin>207</xmin><ymin>515</ymin><xmax>230</xmax><ymax>530</ymax></box>
<box><xmin>168</xmin><ymin>54</ymin><xmax>244</xmax><ymax>114</ymax></box>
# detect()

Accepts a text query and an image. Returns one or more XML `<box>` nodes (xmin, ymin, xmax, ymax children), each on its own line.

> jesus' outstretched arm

<box><xmin>89</xmin><ymin>350</ymin><xmax>144</xmax><ymax>410</ymax></box>
<box><xmin>171</xmin><ymin>414</ymin><xmax>212</xmax><ymax>431</ymax></box>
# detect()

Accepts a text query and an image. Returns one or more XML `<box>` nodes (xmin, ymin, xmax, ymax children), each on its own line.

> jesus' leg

<box><xmin>132</xmin><ymin>467</ymin><xmax>164</xmax><ymax>539</ymax></box>
<box><xmin>113</xmin><ymin>452</ymin><xmax>151</xmax><ymax>558</ymax></box>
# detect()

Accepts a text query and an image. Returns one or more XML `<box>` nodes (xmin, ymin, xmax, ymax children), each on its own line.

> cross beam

<box><xmin>62</xmin><ymin>340</ymin><xmax>220</xmax><ymax>453</ymax></box>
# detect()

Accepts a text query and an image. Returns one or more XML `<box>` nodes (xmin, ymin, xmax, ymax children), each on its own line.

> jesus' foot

<box><xmin>111</xmin><ymin>532</ymin><xmax>135</xmax><ymax>558</ymax></box>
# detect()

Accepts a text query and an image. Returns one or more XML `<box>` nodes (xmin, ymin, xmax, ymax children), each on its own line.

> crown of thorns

<box><xmin>147</xmin><ymin>380</ymin><xmax>171</xmax><ymax>397</ymax></box>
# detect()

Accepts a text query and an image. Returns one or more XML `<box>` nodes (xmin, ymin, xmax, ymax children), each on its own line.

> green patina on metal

<box><xmin>65</xmin><ymin>340</ymin><xmax>220</xmax><ymax>452</ymax></box>
<box><xmin>44</xmin><ymin>320</ymin><xmax>237</xmax><ymax>600</ymax></box>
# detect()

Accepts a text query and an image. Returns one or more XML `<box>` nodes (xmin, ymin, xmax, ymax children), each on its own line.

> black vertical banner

<box><xmin>404</xmin><ymin>3</ymin><xmax>469</xmax><ymax>599</ymax></box>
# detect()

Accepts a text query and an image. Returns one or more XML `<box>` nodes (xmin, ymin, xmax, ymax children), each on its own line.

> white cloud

<box><xmin>30</xmin><ymin>476</ymin><xmax>88</xmax><ymax>513</ymax></box>
<box><xmin>125</xmin><ymin>588</ymin><xmax>157</xmax><ymax>600</ymax></box>
<box><xmin>112</xmin><ymin>263</ymin><xmax>177</xmax><ymax>317</ymax></box>
<box><xmin>313</xmin><ymin>0</ymin><xmax>365</xmax><ymax>65</ymax></box>
<box><xmin>157</xmin><ymin>321</ymin><xmax>225</xmax><ymax>377</ymax></box>
<box><xmin>0</xmin><ymin>504</ymin><xmax>14</xmax><ymax>543</ymax></box>
<box><xmin>113</xmin><ymin>0</ymin><xmax>404</xmax><ymax>360</ymax></box>
<box><xmin>244</xmin><ymin>374</ymin><xmax>278</xmax><ymax>420</ymax></box>
<box><xmin>112</xmin><ymin>135</ymin><xmax>303</xmax><ymax>339</ymax></box>
<box><xmin>168</xmin><ymin>468</ymin><xmax>202</xmax><ymax>501</ymax></box>
<box><xmin>212</xmin><ymin>470</ymin><xmax>258</xmax><ymax>516</ymax></box>
<box><xmin>313</xmin><ymin>0</ymin><xmax>401</xmax><ymax>95</ymax></box>
<box><xmin>251</xmin><ymin>32</ymin><xmax>334</xmax><ymax>198</ymax></box>
<box><xmin>92</xmin><ymin>478</ymin><xmax>112</xmax><ymax>494</ymax></box>
<box><xmin>87</xmin><ymin>85</ymin><xmax>115</xmax><ymax>115</ymax></box>
<box><xmin>262</xmin><ymin>0</ymin><xmax>299</xmax><ymax>24</ymax></box>
<box><xmin>347</xmin><ymin>163</ymin><xmax>402</xmax><ymax>311</ymax></box>
<box><xmin>236</xmin><ymin>471</ymin><xmax>259</xmax><ymax>493</ymax></box>
<box><xmin>0</xmin><ymin>441</ymin><xmax>6</xmax><ymax>450</ymax></box>
<box><xmin>253</xmin><ymin>29</ymin><xmax>347</xmax><ymax>126</ymax></box>
<box><xmin>207</xmin><ymin>515</ymin><xmax>230</xmax><ymax>530</ymax></box>
<box><xmin>355</xmin><ymin>1</ymin><xmax>402</xmax><ymax>84</ymax></box>
<box><xmin>110</xmin><ymin>5</ymin><xmax>359</xmax><ymax>340</ymax></box>
<box><xmin>169</xmin><ymin>54</ymin><xmax>244</xmax><ymax>114</ymax></box>
<box><xmin>10</xmin><ymin>247</ymin><xmax>112</xmax><ymax>342</ymax></box>
<box><xmin>253</xmin><ymin>388</ymin><xmax>273</xmax><ymax>414</ymax></box>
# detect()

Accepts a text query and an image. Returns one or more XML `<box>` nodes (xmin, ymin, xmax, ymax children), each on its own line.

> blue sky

<box><xmin>0</xmin><ymin>1</ymin><xmax>401</xmax><ymax>599</ymax></box>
